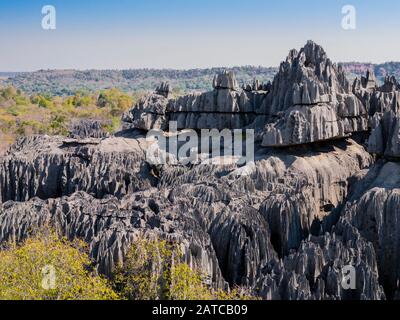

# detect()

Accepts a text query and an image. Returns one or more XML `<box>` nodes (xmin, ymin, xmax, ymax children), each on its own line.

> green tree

<box><xmin>0</xmin><ymin>230</ymin><xmax>118</xmax><ymax>300</ymax></box>
<box><xmin>1</xmin><ymin>86</ymin><xmax>17</xmax><ymax>99</ymax></box>
<box><xmin>31</xmin><ymin>94</ymin><xmax>53</xmax><ymax>108</ymax></box>
<box><xmin>113</xmin><ymin>238</ymin><xmax>256</xmax><ymax>300</ymax></box>
<box><xmin>97</xmin><ymin>89</ymin><xmax>132</xmax><ymax>116</ymax></box>
<box><xmin>49</xmin><ymin>114</ymin><xmax>68</xmax><ymax>135</ymax></box>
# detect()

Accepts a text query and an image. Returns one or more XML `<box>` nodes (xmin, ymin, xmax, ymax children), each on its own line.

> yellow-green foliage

<box><xmin>113</xmin><ymin>239</ymin><xmax>176</xmax><ymax>300</ymax></box>
<box><xmin>0</xmin><ymin>230</ymin><xmax>118</xmax><ymax>300</ymax></box>
<box><xmin>97</xmin><ymin>88</ymin><xmax>133</xmax><ymax>116</ymax></box>
<box><xmin>0</xmin><ymin>86</ymin><xmax>138</xmax><ymax>151</ymax></box>
<box><xmin>113</xmin><ymin>238</ymin><xmax>256</xmax><ymax>301</ymax></box>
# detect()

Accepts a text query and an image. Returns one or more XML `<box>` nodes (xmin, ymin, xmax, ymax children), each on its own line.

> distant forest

<box><xmin>1</xmin><ymin>63</ymin><xmax>400</xmax><ymax>96</ymax></box>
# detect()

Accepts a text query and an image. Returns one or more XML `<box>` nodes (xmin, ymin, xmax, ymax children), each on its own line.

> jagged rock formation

<box><xmin>378</xmin><ymin>75</ymin><xmax>400</xmax><ymax>92</ymax></box>
<box><xmin>242</xmin><ymin>79</ymin><xmax>271</xmax><ymax>92</ymax></box>
<box><xmin>122</xmin><ymin>89</ymin><xmax>169</xmax><ymax>131</ymax></box>
<box><xmin>0</xmin><ymin>132</ymin><xmax>383</xmax><ymax>299</ymax></box>
<box><xmin>0</xmin><ymin>190</ymin><xmax>227</xmax><ymax>288</ymax></box>
<box><xmin>213</xmin><ymin>71</ymin><xmax>239</xmax><ymax>90</ymax></box>
<box><xmin>258</xmin><ymin>217</ymin><xmax>385</xmax><ymax>300</ymax></box>
<box><xmin>351</xmin><ymin>68</ymin><xmax>400</xmax><ymax>158</ymax></box>
<box><xmin>361</xmin><ymin>70</ymin><xmax>377</xmax><ymax>91</ymax></box>
<box><xmin>122</xmin><ymin>69</ymin><xmax>270</xmax><ymax>131</ymax></box>
<box><xmin>368</xmin><ymin>110</ymin><xmax>400</xmax><ymax>158</ymax></box>
<box><xmin>69</xmin><ymin>119</ymin><xmax>110</xmax><ymax>139</ymax></box>
<box><xmin>261</xmin><ymin>41</ymin><xmax>368</xmax><ymax>147</ymax></box>
<box><xmin>341</xmin><ymin>161</ymin><xmax>400</xmax><ymax>299</ymax></box>
<box><xmin>2</xmin><ymin>41</ymin><xmax>400</xmax><ymax>300</ymax></box>
<box><xmin>155</xmin><ymin>81</ymin><xmax>171</xmax><ymax>98</ymax></box>
<box><xmin>168</xmin><ymin>71</ymin><xmax>264</xmax><ymax>130</ymax></box>
<box><xmin>0</xmin><ymin>134</ymin><xmax>155</xmax><ymax>203</ymax></box>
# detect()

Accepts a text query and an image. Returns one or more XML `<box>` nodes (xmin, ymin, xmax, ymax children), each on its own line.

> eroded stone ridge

<box><xmin>122</xmin><ymin>41</ymin><xmax>377</xmax><ymax>146</ymax></box>
<box><xmin>261</xmin><ymin>41</ymin><xmax>368</xmax><ymax>146</ymax></box>
<box><xmin>1</xmin><ymin>40</ymin><xmax>400</xmax><ymax>300</ymax></box>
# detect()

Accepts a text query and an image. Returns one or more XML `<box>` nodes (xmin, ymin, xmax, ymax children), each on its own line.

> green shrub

<box><xmin>0</xmin><ymin>229</ymin><xmax>118</xmax><ymax>300</ymax></box>
<box><xmin>97</xmin><ymin>89</ymin><xmax>133</xmax><ymax>116</ymax></box>
<box><xmin>31</xmin><ymin>95</ymin><xmax>53</xmax><ymax>108</ymax></box>
<box><xmin>113</xmin><ymin>238</ymin><xmax>257</xmax><ymax>301</ymax></box>
<box><xmin>1</xmin><ymin>86</ymin><xmax>17</xmax><ymax>99</ymax></box>
<box><xmin>49</xmin><ymin>114</ymin><xmax>68</xmax><ymax>135</ymax></box>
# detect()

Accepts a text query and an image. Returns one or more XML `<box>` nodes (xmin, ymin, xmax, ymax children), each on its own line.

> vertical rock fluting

<box><xmin>0</xmin><ymin>132</ymin><xmax>383</xmax><ymax>299</ymax></box>
<box><xmin>261</xmin><ymin>41</ymin><xmax>368</xmax><ymax>147</ymax></box>
<box><xmin>122</xmin><ymin>70</ymin><xmax>272</xmax><ymax>131</ymax></box>
<box><xmin>0</xmin><ymin>135</ymin><xmax>155</xmax><ymax>203</ymax></box>
<box><xmin>122</xmin><ymin>89</ymin><xmax>169</xmax><ymax>131</ymax></box>
<box><xmin>168</xmin><ymin>71</ymin><xmax>265</xmax><ymax>130</ymax></box>
<box><xmin>258</xmin><ymin>139</ymin><xmax>373</xmax><ymax>256</ymax></box>
<box><xmin>0</xmin><ymin>190</ymin><xmax>228</xmax><ymax>289</ymax></box>
<box><xmin>258</xmin><ymin>218</ymin><xmax>385</xmax><ymax>300</ymax></box>
<box><xmin>3</xmin><ymin>41</ymin><xmax>400</xmax><ymax>300</ymax></box>
<box><xmin>342</xmin><ymin>161</ymin><xmax>400</xmax><ymax>299</ymax></box>
<box><xmin>68</xmin><ymin>119</ymin><xmax>110</xmax><ymax>139</ymax></box>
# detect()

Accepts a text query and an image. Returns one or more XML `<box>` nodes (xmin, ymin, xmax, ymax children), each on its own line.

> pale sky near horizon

<box><xmin>1</xmin><ymin>0</ymin><xmax>400</xmax><ymax>71</ymax></box>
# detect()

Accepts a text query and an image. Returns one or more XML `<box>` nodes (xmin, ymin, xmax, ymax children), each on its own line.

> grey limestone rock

<box><xmin>155</xmin><ymin>81</ymin><xmax>171</xmax><ymax>98</ymax></box>
<box><xmin>69</xmin><ymin>119</ymin><xmax>110</xmax><ymax>139</ymax></box>
<box><xmin>258</xmin><ymin>218</ymin><xmax>385</xmax><ymax>300</ymax></box>
<box><xmin>261</xmin><ymin>41</ymin><xmax>368</xmax><ymax>147</ymax></box>
<box><xmin>213</xmin><ymin>70</ymin><xmax>239</xmax><ymax>90</ymax></box>
<box><xmin>122</xmin><ymin>87</ymin><xmax>169</xmax><ymax>131</ymax></box>
<box><xmin>0</xmin><ymin>131</ymin><xmax>380</xmax><ymax>299</ymax></box>
<box><xmin>0</xmin><ymin>134</ymin><xmax>156</xmax><ymax>203</ymax></box>
<box><xmin>3</xmin><ymin>41</ymin><xmax>400</xmax><ymax>301</ymax></box>
<box><xmin>341</xmin><ymin>161</ymin><xmax>400</xmax><ymax>298</ymax></box>
<box><xmin>368</xmin><ymin>110</ymin><xmax>400</xmax><ymax>158</ymax></box>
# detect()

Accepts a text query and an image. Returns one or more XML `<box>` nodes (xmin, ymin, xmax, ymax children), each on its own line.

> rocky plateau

<box><xmin>1</xmin><ymin>41</ymin><xmax>399</xmax><ymax>300</ymax></box>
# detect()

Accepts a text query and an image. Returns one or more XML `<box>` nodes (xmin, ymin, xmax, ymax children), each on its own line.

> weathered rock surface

<box><xmin>122</xmin><ymin>90</ymin><xmax>169</xmax><ymax>131</ymax></box>
<box><xmin>0</xmin><ymin>190</ymin><xmax>226</xmax><ymax>287</ymax></box>
<box><xmin>368</xmin><ymin>110</ymin><xmax>400</xmax><ymax>158</ymax></box>
<box><xmin>261</xmin><ymin>41</ymin><xmax>368</xmax><ymax>147</ymax></box>
<box><xmin>122</xmin><ymin>69</ymin><xmax>270</xmax><ymax>131</ymax></box>
<box><xmin>349</xmin><ymin>67</ymin><xmax>400</xmax><ymax>159</ymax></box>
<box><xmin>213</xmin><ymin>71</ymin><xmax>239</xmax><ymax>90</ymax></box>
<box><xmin>0</xmin><ymin>134</ymin><xmax>155</xmax><ymax>203</ymax></box>
<box><xmin>2</xmin><ymin>41</ymin><xmax>400</xmax><ymax>300</ymax></box>
<box><xmin>69</xmin><ymin>119</ymin><xmax>110</xmax><ymax>139</ymax></box>
<box><xmin>155</xmin><ymin>81</ymin><xmax>171</xmax><ymax>98</ymax></box>
<box><xmin>341</xmin><ymin>161</ymin><xmax>400</xmax><ymax>299</ymax></box>
<box><xmin>0</xmin><ymin>131</ymin><xmax>381</xmax><ymax>299</ymax></box>
<box><xmin>167</xmin><ymin>74</ymin><xmax>263</xmax><ymax>130</ymax></box>
<box><xmin>258</xmin><ymin>217</ymin><xmax>385</xmax><ymax>300</ymax></box>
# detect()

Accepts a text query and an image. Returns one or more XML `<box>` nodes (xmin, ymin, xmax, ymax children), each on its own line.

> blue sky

<box><xmin>0</xmin><ymin>0</ymin><xmax>400</xmax><ymax>71</ymax></box>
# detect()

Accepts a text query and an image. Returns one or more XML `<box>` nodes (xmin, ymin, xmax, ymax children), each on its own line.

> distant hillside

<box><xmin>2</xmin><ymin>63</ymin><xmax>400</xmax><ymax>95</ymax></box>
<box><xmin>1</xmin><ymin>67</ymin><xmax>277</xmax><ymax>96</ymax></box>
<box><xmin>0</xmin><ymin>72</ymin><xmax>19</xmax><ymax>83</ymax></box>
<box><xmin>340</xmin><ymin>62</ymin><xmax>400</xmax><ymax>83</ymax></box>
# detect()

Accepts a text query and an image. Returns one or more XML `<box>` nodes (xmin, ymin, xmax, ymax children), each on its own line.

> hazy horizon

<box><xmin>1</xmin><ymin>0</ymin><xmax>400</xmax><ymax>71</ymax></box>
<box><xmin>0</xmin><ymin>60</ymin><xmax>395</xmax><ymax>74</ymax></box>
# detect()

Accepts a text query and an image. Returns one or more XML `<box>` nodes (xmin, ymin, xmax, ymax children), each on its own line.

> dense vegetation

<box><xmin>3</xmin><ymin>63</ymin><xmax>400</xmax><ymax>97</ymax></box>
<box><xmin>0</xmin><ymin>86</ymin><xmax>141</xmax><ymax>152</ymax></box>
<box><xmin>0</xmin><ymin>230</ymin><xmax>253</xmax><ymax>300</ymax></box>
<box><xmin>340</xmin><ymin>62</ymin><xmax>400</xmax><ymax>82</ymax></box>
<box><xmin>0</xmin><ymin>230</ymin><xmax>118</xmax><ymax>300</ymax></box>
<box><xmin>1</xmin><ymin>66</ymin><xmax>278</xmax><ymax>95</ymax></box>
<box><xmin>113</xmin><ymin>238</ymin><xmax>253</xmax><ymax>300</ymax></box>
<box><xmin>2</xmin><ymin>63</ymin><xmax>400</xmax><ymax>97</ymax></box>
